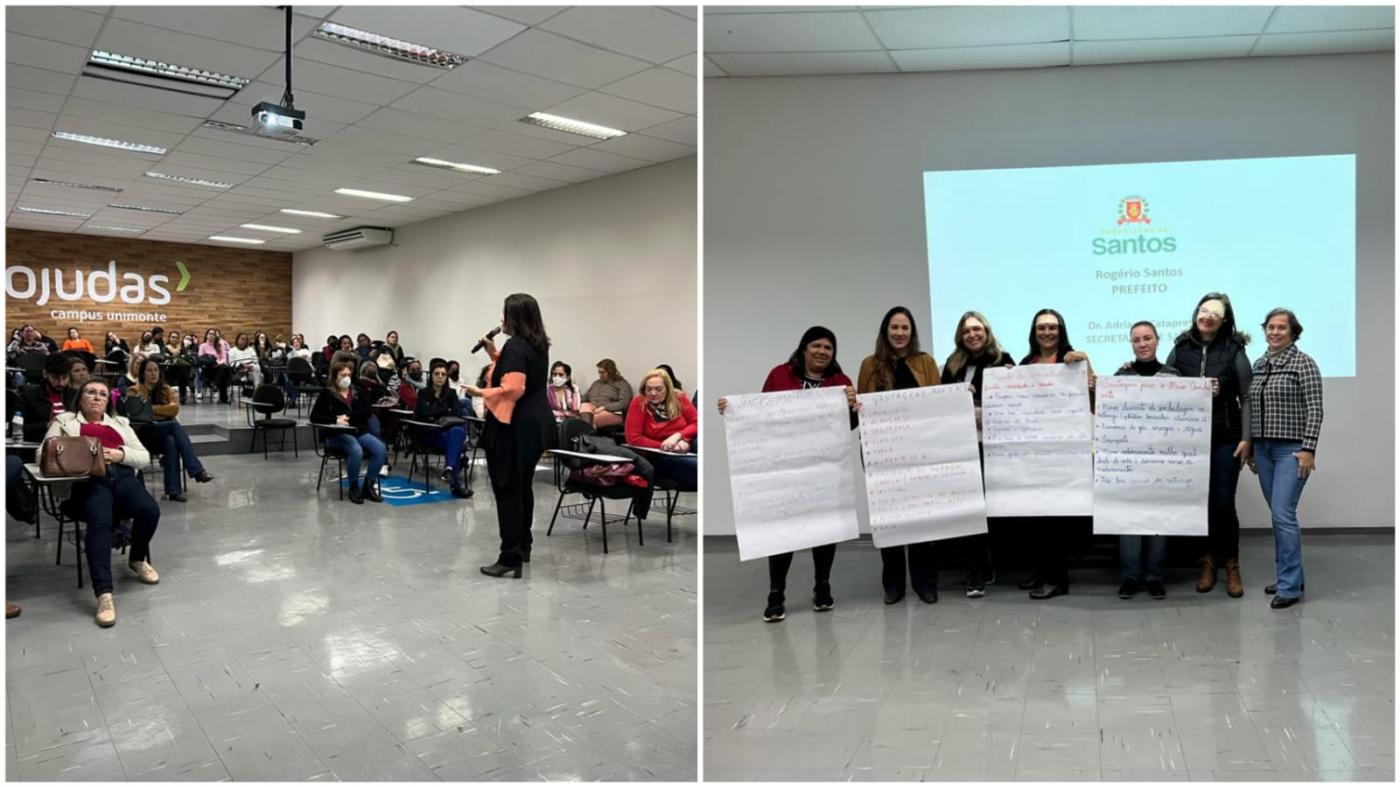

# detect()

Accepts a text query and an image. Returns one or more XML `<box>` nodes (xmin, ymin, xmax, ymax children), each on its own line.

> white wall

<box><xmin>705</xmin><ymin>53</ymin><xmax>1394</xmax><ymax>534</ymax></box>
<box><xmin>294</xmin><ymin>157</ymin><xmax>696</xmax><ymax>396</ymax></box>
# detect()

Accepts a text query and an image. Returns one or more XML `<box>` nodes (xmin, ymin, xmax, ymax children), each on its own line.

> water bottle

<box><xmin>10</xmin><ymin>410</ymin><xmax>22</xmax><ymax>440</ymax></box>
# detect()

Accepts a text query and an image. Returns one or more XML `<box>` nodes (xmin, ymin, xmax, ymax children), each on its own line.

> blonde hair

<box><xmin>640</xmin><ymin>368</ymin><xmax>680</xmax><ymax>420</ymax></box>
<box><xmin>943</xmin><ymin>310</ymin><xmax>1007</xmax><ymax>377</ymax></box>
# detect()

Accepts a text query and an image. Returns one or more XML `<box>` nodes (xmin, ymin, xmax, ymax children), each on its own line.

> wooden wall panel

<box><xmin>5</xmin><ymin>229</ymin><xmax>293</xmax><ymax>346</ymax></box>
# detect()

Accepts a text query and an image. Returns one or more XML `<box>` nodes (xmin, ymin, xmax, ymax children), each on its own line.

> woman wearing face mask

<box><xmin>464</xmin><ymin>294</ymin><xmax>556</xmax><ymax>578</ymax></box>
<box><xmin>717</xmin><ymin>326</ymin><xmax>859</xmax><ymax>622</ymax></box>
<box><xmin>128</xmin><ymin>357</ymin><xmax>214</xmax><ymax>501</ymax></box>
<box><xmin>1165</xmin><ymin>292</ymin><xmax>1253</xmax><ymax>598</ymax></box>
<box><xmin>396</xmin><ymin>358</ymin><xmax>426</xmax><ymax>410</ymax></box>
<box><xmin>415</xmin><ymin>362</ymin><xmax>473</xmax><ymax>499</ymax></box>
<box><xmin>1244</xmin><ymin>308</ymin><xmax>1322</xmax><ymax>610</ymax></box>
<box><xmin>310</xmin><ymin>360</ymin><xmax>385</xmax><ymax>504</ymax></box>
<box><xmin>548</xmin><ymin>362</ymin><xmax>581</xmax><ymax>420</ymax></box>
<box><xmin>858</xmin><ymin>306</ymin><xmax>944</xmax><ymax>605</ymax></box>
<box><xmin>625</xmin><ymin>368</ymin><xmax>698</xmax><ymax>485</ymax></box>
<box><xmin>1018</xmin><ymin>308</ymin><xmax>1094</xmax><ymax>601</ymax></box>
<box><xmin>940</xmin><ymin>310</ymin><xmax>1016</xmax><ymax>598</ymax></box>
<box><xmin>580</xmin><ymin>359</ymin><xmax>633</xmax><ymax>428</ymax></box>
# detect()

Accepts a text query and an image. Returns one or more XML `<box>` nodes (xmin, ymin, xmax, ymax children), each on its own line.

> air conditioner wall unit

<box><xmin>322</xmin><ymin>226</ymin><xmax>392</xmax><ymax>250</ymax></box>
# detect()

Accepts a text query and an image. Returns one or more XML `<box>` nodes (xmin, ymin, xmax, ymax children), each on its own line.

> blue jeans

<box><xmin>366</xmin><ymin>414</ymin><xmax>382</xmax><ymax>440</ymax></box>
<box><xmin>1254</xmin><ymin>439</ymin><xmax>1308</xmax><ymax>598</ymax></box>
<box><xmin>650</xmin><ymin>452</ymin><xmax>697</xmax><ymax>490</ymax></box>
<box><xmin>138</xmin><ymin>421</ymin><xmax>206</xmax><ymax>496</ymax></box>
<box><xmin>419</xmin><ymin>425</ymin><xmax>466</xmax><ymax>483</ymax></box>
<box><xmin>1119</xmin><ymin>535</ymin><xmax>1167</xmax><ymax>582</ymax></box>
<box><xmin>72</xmin><ymin>465</ymin><xmax>159</xmax><ymax>596</ymax></box>
<box><xmin>327</xmin><ymin>432</ymin><xmax>386</xmax><ymax>486</ymax></box>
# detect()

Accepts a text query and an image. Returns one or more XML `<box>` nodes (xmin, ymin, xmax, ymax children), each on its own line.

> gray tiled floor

<box><xmin>704</xmin><ymin>535</ymin><xmax>1393</xmax><ymax>782</ymax></box>
<box><xmin>7</xmin><ymin>452</ymin><xmax>696</xmax><ymax>781</ymax></box>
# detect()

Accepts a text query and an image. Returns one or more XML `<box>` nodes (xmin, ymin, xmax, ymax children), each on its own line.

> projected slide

<box><xmin>923</xmin><ymin>155</ymin><xmax>1355</xmax><ymax>377</ymax></box>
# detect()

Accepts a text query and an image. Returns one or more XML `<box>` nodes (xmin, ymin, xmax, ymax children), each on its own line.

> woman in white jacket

<box><xmin>45</xmin><ymin>379</ymin><xmax>161</xmax><ymax>627</ymax></box>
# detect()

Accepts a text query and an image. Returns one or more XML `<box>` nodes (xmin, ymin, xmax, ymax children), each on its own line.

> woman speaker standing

<box><xmin>467</xmin><ymin>294</ymin><xmax>555</xmax><ymax>578</ymax></box>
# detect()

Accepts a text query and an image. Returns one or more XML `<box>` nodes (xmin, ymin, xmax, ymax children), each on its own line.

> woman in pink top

<box><xmin>197</xmin><ymin>328</ymin><xmax>232</xmax><ymax>404</ymax></box>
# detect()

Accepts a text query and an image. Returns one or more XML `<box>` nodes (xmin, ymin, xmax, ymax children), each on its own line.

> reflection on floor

<box><xmin>7</xmin><ymin>452</ymin><xmax>696</xmax><ymax>781</ymax></box>
<box><xmin>704</xmin><ymin>535</ymin><xmax>1393</xmax><ymax>782</ymax></box>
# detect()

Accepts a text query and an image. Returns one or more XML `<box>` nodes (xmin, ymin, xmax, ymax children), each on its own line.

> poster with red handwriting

<box><xmin>981</xmin><ymin>363</ymin><xmax>1094</xmax><ymax>516</ymax></box>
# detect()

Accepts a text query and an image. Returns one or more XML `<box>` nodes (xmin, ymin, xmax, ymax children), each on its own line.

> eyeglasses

<box><xmin>81</xmin><ymin>389</ymin><xmax>108</xmax><ymax>398</ymax></box>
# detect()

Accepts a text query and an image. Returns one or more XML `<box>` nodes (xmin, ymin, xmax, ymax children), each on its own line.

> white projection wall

<box><xmin>705</xmin><ymin>53</ymin><xmax>1393</xmax><ymax>534</ymax></box>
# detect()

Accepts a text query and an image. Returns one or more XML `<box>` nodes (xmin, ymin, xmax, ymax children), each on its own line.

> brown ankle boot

<box><xmin>1196</xmin><ymin>555</ymin><xmax>1217</xmax><ymax>593</ymax></box>
<box><xmin>1224</xmin><ymin>558</ymin><xmax>1244</xmax><ymax>598</ymax></box>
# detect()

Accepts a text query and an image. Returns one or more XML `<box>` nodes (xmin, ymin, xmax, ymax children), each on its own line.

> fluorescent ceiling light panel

<box><xmin>411</xmin><ymin>157</ymin><xmax>500</xmax><ymax>175</ymax></box>
<box><xmin>29</xmin><ymin>178</ymin><xmax>123</xmax><ymax>193</ymax></box>
<box><xmin>313</xmin><ymin>22</ymin><xmax>468</xmax><ymax>69</ymax></box>
<box><xmin>86</xmin><ymin>225</ymin><xmax>144</xmax><ymax>233</ymax></box>
<box><xmin>87</xmin><ymin>50</ymin><xmax>250</xmax><ymax>90</ymax></box>
<box><xmin>280</xmin><ymin>209</ymin><xmax>344</xmax><ymax>219</ymax></box>
<box><xmin>521</xmin><ymin>112</ymin><xmax>626</xmax><ymax>140</ymax></box>
<box><xmin>208</xmin><ymin>235</ymin><xmax>265</xmax><ymax>245</ymax></box>
<box><xmin>334</xmin><ymin>188</ymin><xmax>413</xmax><ymax>203</ymax></box>
<box><xmin>16</xmin><ymin>207</ymin><xmax>91</xmax><ymax>218</ymax></box>
<box><xmin>51</xmin><ymin>131</ymin><xmax>167</xmax><ymax>155</ymax></box>
<box><xmin>239</xmin><ymin>223</ymin><xmax>302</xmax><ymax>234</ymax></box>
<box><xmin>108</xmin><ymin>204</ymin><xmax>184</xmax><ymax>215</ymax></box>
<box><xmin>145</xmin><ymin>171</ymin><xmax>234</xmax><ymax>189</ymax></box>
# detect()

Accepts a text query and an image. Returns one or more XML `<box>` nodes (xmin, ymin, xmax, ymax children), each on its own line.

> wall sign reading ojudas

<box><xmin>5</xmin><ymin>229</ymin><xmax>292</xmax><ymax>340</ymax></box>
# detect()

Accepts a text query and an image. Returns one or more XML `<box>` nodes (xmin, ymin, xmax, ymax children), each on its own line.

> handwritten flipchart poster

<box><xmin>1093</xmin><ymin>376</ymin><xmax>1211</xmax><ymax>535</ymax></box>
<box><xmin>723</xmin><ymin>387</ymin><xmax>861</xmax><ymax>561</ymax></box>
<box><xmin>981</xmin><ymin>363</ymin><xmax>1093</xmax><ymax>517</ymax></box>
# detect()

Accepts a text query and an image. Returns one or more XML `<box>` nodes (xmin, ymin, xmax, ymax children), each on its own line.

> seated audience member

<box><xmin>137</xmin><ymin>330</ymin><xmax>162</xmax><ymax>357</ymax></box>
<box><xmin>397</xmin><ymin>358</ymin><xmax>425</xmax><ymax>410</ymax></box>
<box><xmin>322</xmin><ymin>335</ymin><xmax>339</xmax><ymax>364</ymax></box>
<box><xmin>413</xmin><ymin>362</ymin><xmax>473</xmax><ymax>498</ymax></box>
<box><xmin>625</xmin><ymin>368</ymin><xmax>698</xmax><ymax>489</ymax></box>
<box><xmin>287</xmin><ymin>335</ymin><xmax>313</xmax><ymax>362</ymax></box>
<box><xmin>19</xmin><ymin>353</ymin><xmax>76</xmax><ymax>441</ymax></box>
<box><xmin>548</xmin><ymin>362</ymin><xmax>582</xmax><ymax>420</ymax></box>
<box><xmin>161</xmin><ymin>331</ymin><xmax>193</xmax><ymax>404</ymax></box>
<box><xmin>446</xmin><ymin>360</ymin><xmax>474</xmax><ymax>418</ymax></box>
<box><xmin>103</xmin><ymin>331</ymin><xmax>129</xmax><ymax>361</ymax></box>
<box><xmin>66</xmin><ymin>356</ymin><xmax>92</xmax><ymax>404</ymax></box>
<box><xmin>382</xmin><ymin>330</ymin><xmax>406</xmax><ymax>368</ymax></box>
<box><xmin>62</xmin><ymin>327</ymin><xmax>95</xmax><ymax>354</ymax></box>
<box><xmin>253</xmin><ymin>331</ymin><xmax>274</xmax><ymax>361</ymax></box>
<box><xmin>656</xmin><ymin>364</ymin><xmax>684</xmax><ymax>392</ymax></box>
<box><xmin>47</xmin><ymin>379</ymin><xmax>161</xmax><ymax>627</ymax></box>
<box><xmin>355</xmin><ymin>333</ymin><xmax>374</xmax><ymax>362</ymax></box>
<box><xmin>227</xmin><ymin>333</ymin><xmax>262</xmax><ymax>388</ymax></box>
<box><xmin>356</xmin><ymin>361</ymin><xmax>391</xmax><ymax>439</ymax></box>
<box><xmin>9</xmin><ymin>324</ymin><xmax>50</xmax><ymax>356</ymax></box>
<box><xmin>581</xmin><ymin>358</ymin><xmax>633</xmax><ymax>428</ymax></box>
<box><xmin>198</xmin><ymin>328</ymin><xmax>232</xmax><ymax>403</ymax></box>
<box><xmin>310</xmin><ymin>361</ymin><xmax>385</xmax><ymax>505</ymax></box>
<box><xmin>331</xmin><ymin>335</ymin><xmax>359</xmax><ymax>367</ymax></box>
<box><xmin>127</xmin><ymin>358</ymin><xmax>214</xmax><ymax>501</ymax></box>
<box><xmin>114</xmin><ymin>352</ymin><xmax>146</xmax><ymax>398</ymax></box>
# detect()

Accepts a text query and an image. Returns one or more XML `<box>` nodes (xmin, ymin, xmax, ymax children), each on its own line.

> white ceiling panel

<box><xmin>543</xmin><ymin>91</ymin><xmax>683</xmax><ymax>132</ymax></box>
<box><xmin>173</xmin><ymin>137</ymin><xmax>299</xmax><ymax>166</ymax></box>
<box><xmin>292</xmin><ymin>142</ymin><xmax>407</xmax><ymax>169</ymax></box>
<box><xmin>112</xmin><ymin>6</ymin><xmax>320</xmax><ymax>52</ymax></box>
<box><xmin>7</xmin><ymin>32</ymin><xmax>92</xmax><ymax>74</ymax></box>
<box><xmin>1267</xmin><ymin>6</ymin><xmax>1394</xmax><ymax>33</ymax></box>
<box><xmin>7</xmin><ymin>64</ymin><xmax>79</xmax><ymax>96</ymax></box>
<box><xmin>481</xmin><ymin>171</ymin><xmax>570</xmax><ymax>192</ymax></box>
<box><xmin>259</xmin><ymin>57</ymin><xmax>420</xmax><ymax>105</ymax></box>
<box><xmin>9</xmin><ymin>108</ymin><xmax>58</xmax><ymax>131</ymax></box>
<box><xmin>68</xmin><ymin>77</ymin><xmax>225</xmax><ymax>118</ymax></box>
<box><xmin>637</xmin><ymin>115</ymin><xmax>696</xmax><ymax>145</ymax></box>
<box><xmin>429</xmin><ymin>59</ymin><xmax>588</xmax><ymax>108</ymax></box>
<box><xmin>94</xmin><ymin>18</ymin><xmax>280</xmax><ymax>78</ymax></box>
<box><xmin>478</xmin><ymin>29</ymin><xmax>651</xmax><ymax>88</ymax></box>
<box><xmin>705</xmin><ymin>11</ymin><xmax>881</xmax><ymax>53</ymax></box>
<box><xmin>58</xmin><ymin>97</ymin><xmax>206</xmax><ymax>135</ymax></box>
<box><xmin>8</xmin><ymin>126</ymin><xmax>49</xmax><ymax>144</ymax></box>
<box><xmin>328</xmin><ymin>6</ymin><xmax>527</xmax><ymax>57</ymax></box>
<box><xmin>465</xmin><ymin>127</ymin><xmax>580</xmax><ymax>159</ymax></box>
<box><xmin>354</xmin><ymin>108</ymin><xmax>481</xmax><ymax>144</ymax></box>
<box><xmin>7</xmin><ymin>87</ymin><xmax>66</xmax><ymax>114</ymax></box>
<box><xmin>158</xmin><ymin>152</ymin><xmax>278</xmax><ymax>177</ymax></box>
<box><xmin>320</xmin><ymin>126</ymin><xmax>440</xmax><ymax>157</ymax></box>
<box><xmin>1074</xmin><ymin>6</ymin><xmax>1274</xmax><ymax>40</ymax></box>
<box><xmin>477</xmin><ymin>7</ymin><xmax>570</xmax><ymax>26</ymax></box>
<box><xmin>1075</xmin><ymin>36</ymin><xmax>1253</xmax><ymax>66</ymax></box>
<box><xmin>866</xmin><ymin>7</ymin><xmax>1070</xmax><ymax>50</ymax></box>
<box><xmin>1253</xmin><ymin>29</ymin><xmax>1395</xmax><ymax>56</ymax></box>
<box><xmin>291</xmin><ymin>37</ymin><xmax>449</xmax><ymax>86</ymax></box>
<box><xmin>541</xmin><ymin>7</ymin><xmax>696</xmax><ymax>64</ymax></box>
<box><xmin>895</xmin><ymin>41</ymin><xmax>1070</xmax><ymax>71</ymax></box>
<box><xmin>443</xmin><ymin>180</ymin><xmax>532</xmax><ymax>200</ymax></box>
<box><xmin>370</xmin><ymin>167</ymin><xmax>479</xmax><ymax>191</ymax></box>
<box><xmin>6</xmin><ymin>6</ymin><xmax>106</xmax><ymax>47</ymax></box>
<box><xmin>549</xmin><ymin>147</ymin><xmax>651</xmax><ymax>174</ymax></box>
<box><xmin>590</xmin><ymin>132</ymin><xmax>695</xmax><ymax>163</ymax></box>
<box><xmin>421</xmin><ymin>144</ymin><xmax>538</xmax><ymax>171</ymax></box>
<box><xmin>51</xmin><ymin>114</ymin><xmax>190</xmax><ymax>151</ymax></box>
<box><xmin>600</xmin><ymin>67</ymin><xmax>697</xmax><ymax>113</ymax></box>
<box><xmin>389</xmin><ymin>86</ymin><xmax>528</xmax><ymax>126</ymax></box>
<box><xmin>707</xmin><ymin>51</ymin><xmax>896</xmax><ymax>77</ymax></box>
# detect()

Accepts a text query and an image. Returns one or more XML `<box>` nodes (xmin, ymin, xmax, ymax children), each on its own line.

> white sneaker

<box><xmin>379</xmin><ymin>465</ymin><xmax>390</xmax><ymax>477</ymax></box>
<box><xmin>128</xmin><ymin>560</ymin><xmax>160</xmax><ymax>584</ymax></box>
<box><xmin>95</xmin><ymin>593</ymin><xmax>116</xmax><ymax>627</ymax></box>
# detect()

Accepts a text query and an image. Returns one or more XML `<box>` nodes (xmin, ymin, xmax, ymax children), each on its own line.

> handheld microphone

<box><xmin>471</xmin><ymin>327</ymin><xmax>501</xmax><ymax>354</ymax></box>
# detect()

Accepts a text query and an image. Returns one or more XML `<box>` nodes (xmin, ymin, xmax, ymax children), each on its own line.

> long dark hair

<box><xmin>503</xmin><ymin>293</ymin><xmax>550</xmax><ymax>357</ymax></box>
<box><xmin>1023</xmin><ymin>308</ymin><xmax>1074</xmax><ymax>364</ymax></box>
<box><xmin>137</xmin><ymin>357</ymin><xmax>168</xmax><ymax>404</ymax></box>
<box><xmin>787</xmin><ymin>325</ymin><xmax>842</xmax><ymax>379</ymax></box>
<box><xmin>1187</xmin><ymin>291</ymin><xmax>1249</xmax><ymax>346</ymax></box>
<box><xmin>870</xmin><ymin>306</ymin><xmax>920</xmax><ymax>391</ymax></box>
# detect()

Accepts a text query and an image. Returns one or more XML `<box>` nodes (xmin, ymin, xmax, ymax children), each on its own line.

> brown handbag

<box><xmin>39</xmin><ymin>435</ymin><xmax>107</xmax><ymax>478</ymax></box>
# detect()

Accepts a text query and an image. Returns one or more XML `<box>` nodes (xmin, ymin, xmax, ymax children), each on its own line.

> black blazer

<box><xmin>414</xmin><ymin>385</ymin><xmax>461</xmax><ymax>422</ymax></box>
<box><xmin>309</xmin><ymin>388</ymin><xmax>373</xmax><ymax>436</ymax></box>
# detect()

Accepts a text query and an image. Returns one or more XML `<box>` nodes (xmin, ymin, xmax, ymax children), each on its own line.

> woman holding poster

<box><xmin>1245</xmin><ymin>308</ymin><xmax>1323</xmax><ymax>610</ymax></box>
<box><xmin>858</xmin><ymin>307</ymin><xmax>943</xmax><ymax>605</ymax></box>
<box><xmin>940</xmin><ymin>310</ymin><xmax>1014</xmax><ymax>598</ymax></box>
<box><xmin>717</xmin><ymin>326</ymin><xmax>858</xmax><ymax>622</ymax></box>
<box><xmin>1165</xmin><ymin>292</ymin><xmax>1253</xmax><ymax>599</ymax></box>
<box><xmin>1019</xmin><ymin>309</ymin><xmax>1094</xmax><ymax>600</ymax></box>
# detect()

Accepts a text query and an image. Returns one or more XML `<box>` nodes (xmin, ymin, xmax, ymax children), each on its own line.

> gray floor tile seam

<box><xmin>74</xmin><ymin>647</ymin><xmax>132</xmax><ymax>783</ymax></box>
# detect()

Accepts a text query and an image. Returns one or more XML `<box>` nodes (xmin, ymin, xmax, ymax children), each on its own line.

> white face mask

<box><xmin>552</xmin><ymin>375</ymin><xmax>567</xmax><ymax>386</ymax></box>
<box><xmin>336</xmin><ymin>377</ymin><xmax>351</xmax><ymax>390</ymax></box>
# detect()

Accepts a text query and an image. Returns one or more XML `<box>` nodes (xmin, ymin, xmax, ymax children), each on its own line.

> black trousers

<box><xmin>485</xmin><ymin>422</ymin><xmax>545</xmax><ymax>568</ymax></box>
<box><xmin>768</xmin><ymin>544</ymin><xmax>836</xmax><ymax>593</ymax></box>
<box><xmin>1205</xmin><ymin>438</ymin><xmax>1243</xmax><ymax>562</ymax></box>
<box><xmin>881</xmin><ymin>542</ymin><xmax>937</xmax><ymax>594</ymax></box>
<box><xmin>71</xmin><ymin>465</ymin><xmax>159</xmax><ymax>596</ymax></box>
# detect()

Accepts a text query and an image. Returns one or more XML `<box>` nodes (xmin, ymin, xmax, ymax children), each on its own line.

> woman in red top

<box><xmin>717</xmin><ymin>326</ymin><xmax>860</xmax><ymax>623</ymax></box>
<box><xmin>625</xmin><ymin>369</ymin><xmax>698</xmax><ymax>490</ymax></box>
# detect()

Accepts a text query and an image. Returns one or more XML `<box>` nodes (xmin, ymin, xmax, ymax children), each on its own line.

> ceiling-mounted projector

<box><xmin>252</xmin><ymin>100</ymin><xmax>305</xmax><ymax>137</ymax></box>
